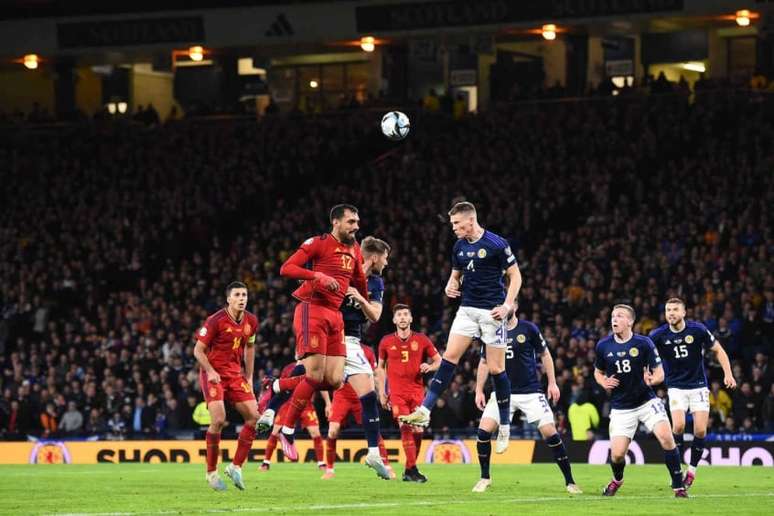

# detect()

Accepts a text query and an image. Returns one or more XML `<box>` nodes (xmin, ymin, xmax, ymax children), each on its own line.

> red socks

<box><xmin>400</xmin><ymin>425</ymin><xmax>417</xmax><ymax>469</ymax></box>
<box><xmin>233</xmin><ymin>425</ymin><xmax>256</xmax><ymax>467</ymax></box>
<box><xmin>313</xmin><ymin>435</ymin><xmax>324</xmax><ymax>463</ymax></box>
<box><xmin>414</xmin><ymin>431</ymin><xmax>423</xmax><ymax>460</ymax></box>
<box><xmin>282</xmin><ymin>378</ymin><xmax>321</xmax><ymax>428</ymax></box>
<box><xmin>378</xmin><ymin>435</ymin><xmax>390</xmax><ymax>464</ymax></box>
<box><xmin>278</xmin><ymin>375</ymin><xmax>305</xmax><ymax>392</ymax></box>
<box><xmin>265</xmin><ymin>434</ymin><xmax>278</xmax><ymax>461</ymax></box>
<box><xmin>326</xmin><ymin>438</ymin><xmax>337</xmax><ymax>469</ymax></box>
<box><xmin>206</xmin><ymin>431</ymin><xmax>221</xmax><ymax>473</ymax></box>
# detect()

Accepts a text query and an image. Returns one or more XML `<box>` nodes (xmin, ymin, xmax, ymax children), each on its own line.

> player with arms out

<box><xmin>472</xmin><ymin>308</ymin><xmax>581</xmax><ymax>494</ymax></box>
<box><xmin>193</xmin><ymin>281</ymin><xmax>259</xmax><ymax>491</ymax></box>
<box><xmin>400</xmin><ymin>202</ymin><xmax>521</xmax><ymax>454</ymax></box>
<box><xmin>321</xmin><ymin>236</ymin><xmax>393</xmax><ymax>479</ymax></box>
<box><xmin>649</xmin><ymin>297</ymin><xmax>736</xmax><ymax>487</ymax></box>
<box><xmin>270</xmin><ymin>205</ymin><xmax>380</xmax><ymax>470</ymax></box>
<box><xmin>376</xmin><ymin>304</ymin><xmax>441</xmax><ymax>481</ymax></box>
<box><xmin>594</xmin><ymin>304</ymin><xmax>687</xmax><ymax>498</ymax></box>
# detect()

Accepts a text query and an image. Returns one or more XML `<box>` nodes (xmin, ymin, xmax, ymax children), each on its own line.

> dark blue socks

<box><xmin>477</xmin><ymin>428</ymin><xmax>492</xmax><ymax>479</ymax></box>
<box><xmin>360</xmin><ymin>391</ymin><xmax>380</xmax><ymax>448</ymax></box>
<box><xmin>422</xmin><ymin>359</ymin><xmax>456</xmax><ymax>410</ymax></box>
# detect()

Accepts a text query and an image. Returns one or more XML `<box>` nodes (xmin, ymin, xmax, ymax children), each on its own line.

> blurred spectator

<box><xmin>59</xmin><ymin>401</ymin><xmax>83</xmax><ymax>435</ymax></box>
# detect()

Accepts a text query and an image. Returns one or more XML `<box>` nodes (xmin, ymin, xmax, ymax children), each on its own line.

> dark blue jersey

<box><xmin>341</xmin><ymin>275</ymin><xmax>384</xmax><ymax>339</ymax></box>
<box><xmin>483</xmin><ymin>319</ymin><xmax>548</xmax><ymax>395</ymax></box>
<box><xmin>594</xmin><ymin>333</ymin><xmax>662</xmax><ymax>410</ymax></box>
<box><xmin>649</xmin><ymin>320</ymin><xmax>716</xmax><ymax>389</ymax></box>
<box><xmin>451</xmin><ymin>230</ymin><xmax>516</xmax><ymax>310</ymax></box>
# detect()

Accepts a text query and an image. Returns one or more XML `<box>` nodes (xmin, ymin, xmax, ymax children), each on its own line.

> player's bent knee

<box><xmin>537</xmin><ymin>423</ymin><xmax>557</xmax><ymax>439</ymax></box>
<box><xmin>479</xmin><ymin>417</ymin><xmax>498</xmax><ymax>433</ymax></box>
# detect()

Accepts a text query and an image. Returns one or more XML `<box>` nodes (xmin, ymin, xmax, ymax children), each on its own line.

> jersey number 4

<box><xmin>466</xmin><ymin>260</ymin><xmax>475</xmax><ymax>272</ymax></box>
<box><xmin>614</xmin><ymin>359</ymin><xmax>631</xmax><ymax>373</ymax></box>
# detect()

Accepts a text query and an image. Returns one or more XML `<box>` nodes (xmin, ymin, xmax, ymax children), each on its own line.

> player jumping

<box><xmin>472</xmin><ymin>308</ymin><xmax>581</xmax><ymax>494</ymax></box>
<box><xmin>594</xmin><ymin>304</ymin><xmax>687</xmax><ymax>498</ymax></box>
<box><xmin>376</xmin><ymin>304</ymin><xmax>441</xmax><ymax>481</ymax></box>
<box><xmin>400</xmin><ymin>201</ymin><xmax>521</xmax><ymax>454</ymax></box>
<box><xmin>649</xmin><ymin>297</ymin><xmax>736</xmax><ymax>488</ymax></box>
<box><xmin>269</xmin><ymin>205</ymin><xmax>390</xmax><ymax>477</ymax></box>
<box><xmin>193</xmin><ymin>281</ymin><xmax>259</xmax><ymax>491</ymax></box>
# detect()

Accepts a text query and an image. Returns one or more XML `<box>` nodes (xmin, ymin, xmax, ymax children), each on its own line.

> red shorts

<box><xmin>329</xmin><ymin>385</ymin><xmax>362</xmax><ymax>425</ymax></box>
<box><xmin>390</xmin><ymin>391</ymin><xmax>424</xmax><ymax>420</ymax></box>
<box><xmin>199</xmin><ymin>370</ymin><xmax>255</xmax><ymax>404</ymax></box>
<box><xmin>293</xmin><ymin>302</ymin><xmax>345</xmax><ymax>358</ymax></box>
<box><xmin>276</xmin><ymin>403</ymin><xmax>319</xmax><ymax>429</ymax></box>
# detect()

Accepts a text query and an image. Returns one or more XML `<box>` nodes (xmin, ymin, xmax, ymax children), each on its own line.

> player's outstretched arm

<box><xmin>194</xmin><ymin>340</ymin><xmax>220</xmax><ymax>383</ymax></box>
<box><xmin>711</xmin><ymin>341</ymin><xmax>737</xmax><ymax>389</ymax></box>
<box><xmin>475</xmin><ymin>356</ymin><xmax>490</xmax><ymax>411</ymax></box>
<box><xmin>541</xmin><ymin>349</ymin><xmax>560</xmax><ymax>403</ymax></box>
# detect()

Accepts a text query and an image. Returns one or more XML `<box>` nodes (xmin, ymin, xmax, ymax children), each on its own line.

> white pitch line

<box><xmin>47</xmin><ymin>491</ymin><xmax>774</xmax><ymax>516</ymax></box>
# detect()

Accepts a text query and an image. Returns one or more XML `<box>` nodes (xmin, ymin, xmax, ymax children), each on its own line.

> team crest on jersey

<box><xmin>411</xmin><ymin>341</ymin><xmax>419</xmax><ymax>351</ymax></box>
<box><xmin>199</xmin><ymin>327</ymin><xmax>207</xmax><ymax>337</ymax></box>
<box><xmin>244</xmin><ymin>323</ymin><xmax>251</xmax><ymax>334</ymax></box>
<box><xmin>310</xmin><ymin>335</ymin><xmax>319</xmax><ymax>348</ymax></box>
<box><xmin>516</xmin><ymin>334</ymin><xmax>526</xmax><ymax>343</ymax></box>
<box><xmin>685</xmin><ymin>335</ymin><xmax>694</xmax><ymax>344</ymax></box>
<box><xmin>209</xmin><ymin>386</ymin><xmax>218</xmax><ymax>398</ymax></box>
<box><xmin>629</xmin><ymin>347</ymin><xmax>639</xmax><ymax>357</ymax></box>
<box><xmin>477</xmin><ymin>249</ymin><xmax>487</xmax><ymax>258</ymax></box>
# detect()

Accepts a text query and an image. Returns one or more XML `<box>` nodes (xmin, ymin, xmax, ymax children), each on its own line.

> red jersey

<box><xmin>281</xmin><ymin>234</ymin><xmax>367</xmax><ymax>310</ymax></box>
<box><xmin>197</xmin><ymin>309</ymin><xmax>258</xmax><ymax>379</ymax></box>
<box><xmin>378</xmin><ymin>332</ymin><xmax>439</xmax><ymax>395</ymax></box>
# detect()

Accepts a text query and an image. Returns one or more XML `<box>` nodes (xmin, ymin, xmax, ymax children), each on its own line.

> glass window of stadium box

<box><xmin>269</xmin><ymin>61</ymin><xmax>371</xmax><ymax>113</ymax></box>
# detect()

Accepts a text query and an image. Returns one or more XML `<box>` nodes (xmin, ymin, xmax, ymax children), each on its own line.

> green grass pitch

<box><xmin>1</xmin><ymin>463</ymin><xmax>771</xmax><ymax>515</ymax></box>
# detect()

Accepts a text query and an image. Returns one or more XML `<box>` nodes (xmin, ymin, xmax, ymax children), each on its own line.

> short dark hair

<box><xmin>665</xmin><ymin>297</ymin><xmax>686</xmax><ymax>308</ymax></box>
<box><xmin>361</xmin><ymin>236</ymin><xmax>391</xmax><ymax>256</ymax></box>
<box><xmin>330</xmin><ymin>204</ymin><xmax>358</xmax><ymax>222</ymax></box>
<box><xmin>226</xmin><ymin>281</ymin><xmax>248</xmax><ymax>297</ymax></box>
<box><xmin>613</xmin><ymin>304</ymin><xmax>636</xmax><ymax>321</ymax></box>
<box><xmin>448</xmin><ymin>201</ymin><xmax>476</xmax><ymax>217</ymax></box>
<box><xmin>392</xmin><ymin>303</ymin><xmax>411</xmax><ymax>314</ymax></box>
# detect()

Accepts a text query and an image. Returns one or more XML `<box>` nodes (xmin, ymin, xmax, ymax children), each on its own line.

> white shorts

<box><xmin>668</xmin><ymin>387</ymin><xmax>710</xmax><ymax>413</ymax></box>
<box><xmin>450</xmin><ymin>306</ymin><xmax>506</xmax><ymax>348</ymax></box>
<box><xmin>344</xmin><ymin>336</ymin><xmax>373</xmax><ymax>378</ymax></box>
<box><xmin>609</xmin><ymin>398</ymin><xmax>669</xmax><ymax>439</ymax></box>
<box><xmin>482</xmin><ymin>392</ymin><xmax>554</xmax><ymax>428</ymax></box>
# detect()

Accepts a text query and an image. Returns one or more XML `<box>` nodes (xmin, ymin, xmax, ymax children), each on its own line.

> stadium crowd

<box><xmin>0</xmin><ymin>87</ymin><xmax>772</xmax><ymax>442</ymax></box>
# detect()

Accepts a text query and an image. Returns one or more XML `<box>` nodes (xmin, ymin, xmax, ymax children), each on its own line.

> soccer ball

<box><xmin>380</xmin><ymin>111</ymin><xmax>410</xmax><ymax>141</ymax></box>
